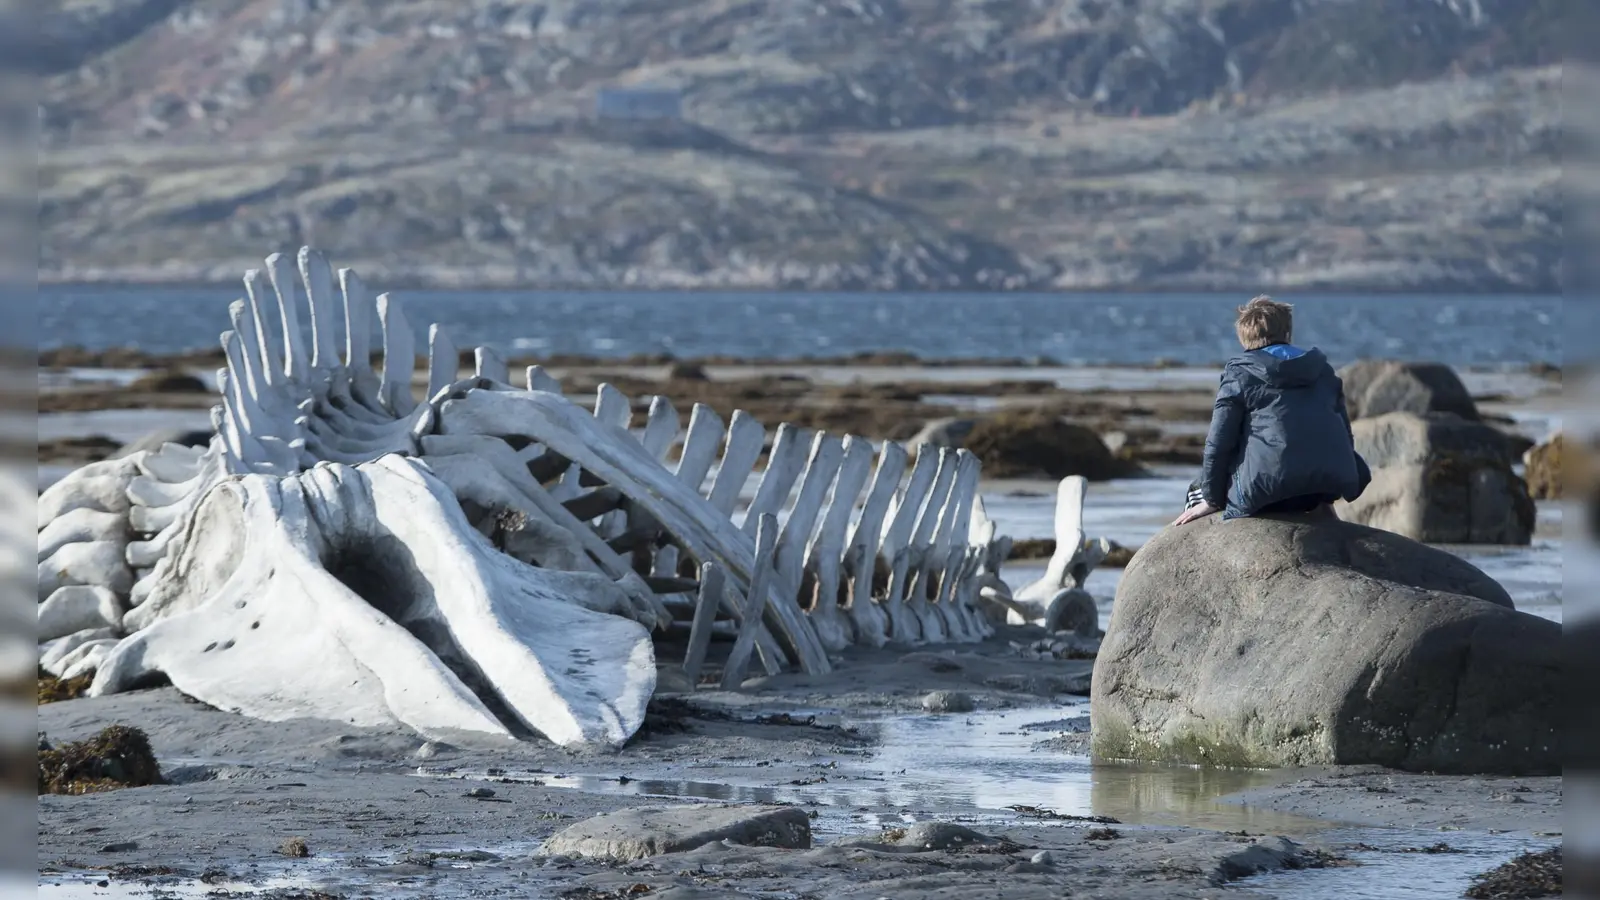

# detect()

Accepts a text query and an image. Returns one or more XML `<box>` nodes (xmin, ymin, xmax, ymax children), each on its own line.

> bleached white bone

<box><xmin>1008</xmin><ymin>476</ymin><xmax>1109</xmax><ymax>630</ymax></box>
<box><xmin>36</xmin><ymin>245</ymin><xmax>1058</xmax><ymax>737</ymax></box>
<box><xmin>706</xmin><ymin>410</ymin><xmax>766</xmax><ymax>516</ymax></box>
<box><xmin>265</xmin><ymin>252</ymin><xmax>310</xmax><ymax>382</ymax></box>
<box><xmin>39</xmin><ymin>460</ymin><xmax>139</xmax><ymax>527</ymax></box>
<box><xmin>377</xmin><ymin>294</ymin><xmax>417</xmax><ymax>415</ymax></box>
<box><xmin>124</xmin><ymin>470</ymin><xmax>201</xmax><ymax>508</ymax></box>
<box><xmin>243</xmin><ymin>269</ymin><xmax>281</xmax><ymax>388</ymax></box>
<box><xmin>95</xmin><ymin>457</ymin><xmax>656</xmax><ymax>747</ymax></box>
<box><xmin>525</xmin><ymin>365</ymin><xmax>561</xmax><ymax>394</ymax></box>
<box><xmin>591</xmin><ymin>385</ymin><xmax>635</xmax><ymax>538</ymax></box>
<box><xmin>770</xmin><ymin>432</ymin><xmax>844</xmax><ymax>644</ymax></box>
<box><xmin>640</xmin><ymin>396</ymin><xmax>680</xmax><ymax>461</ymax></box>
<box><xmin>435</xmin><ymin>389</ymin><xmax>832</xmax><ymax>674</ymax></box>
<box><xmin>842</xmin><ymin>441</ymin><xmax>906</xmax><ymax>647</ymax></box>
<box><xmin>926</xmin><ymin>450</ymin><xmax>982</xmax><ymax>641</ymax></box>
<box><xmin>475</xmin><ymin>346</ymin><xmax>510</xmax><ymax>385</ymax></box>
<box><xmin>39</xmin><ymin>541</ymin><xmax>132</xmax><ymax>600</ymax></box>
<box><xmin>126</xmin><ymin>527</ymin><xmax>178</xmax><ymax>569</ymax></box>
<box><xmin>417</xmin><ymin>433</ymin><xmax>666</xmax><ymax>628</ymax></box>
<box><xmin>552</xmin><ymin>385</ymin><xmax>627</xmax><ymax>503</ymax></box>
<box><xmin>136</xmin><ymin>443</ymin><xmax>207</xmax><ymax>482</ymax></box>
<box><xmin>674</xmin><ymin>404</ymin><xmax>724</xmax><ymax>492</ymax></box>
<box><xmin>38</xmin><ymin>508</ymin><xmax>126</xmax><ymax>562</ymax></box>
<box><xmin>902</xmin><ymin>447</ymin><xmax>959</xmax><ymax>643</ymax></box>
<box><xmin>681</xmin><ymin>561</ymin><xmax>724</xmax><ymax>684</ymax></box>
<box><xmin>297</xmin><ymin>247</ymin><xmax>341</xmax><ymax>371</ymax></box>
<box><xmin>878</xmin><ymin>445</ymin><xmax>940</xmax><ymax>643</ymax></box>
<box><xmin>55</xmin><ymin>639</ymin><xmax>121</xmax><ymax>681</ymax></box>
<box><xmin>339</xmin><ymin>267</ymin><xmax>384</xmax><ymax>409</ymax></box>
<box><xmin>722</xmin><ymin>514</ymin><xmax>777</xmax><ymax>690</ymax></box>
<box><xmin>803</xmin><ymin>435</ymin><xmax>873</xmax><ymax>652</ymax></box>
<box><xmin>40</xmin><ymin>627</ymin><xmax>118</xmax><ymax>676</ymax></box>
<box><xmin>129</xmin><ymin>500</ymin><xmax>188</xmax><ymax>538</ymax></box>
<box><xmin>39</xmin><ymin>586</ymin><xmax>124</xmax><ymax>642</ymax></box>
<box><xmin>426</xmin><ymin>324</ymin><xmax>459</xmax><ymax>399</ymax></box>
<box><xmin>60</xmin><ymin>640</ymin><xmax>120</xmax><ymax>681</ymax></box>
<box><xmin>743</xmin><ymin>422</ymin><xmax>809</xmax><ymax>534</ymax></box>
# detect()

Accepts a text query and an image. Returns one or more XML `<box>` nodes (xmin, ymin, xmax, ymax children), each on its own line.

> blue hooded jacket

<box><xmin>1199</xmin><ymin>344</ymin><xmax>1371</xmax><ymax>519</ymax></box>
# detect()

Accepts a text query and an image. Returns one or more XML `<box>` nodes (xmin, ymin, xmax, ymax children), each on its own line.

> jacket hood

<box><xmin>1228</xmin><ymin>344</ymin><xmax>1328</xmax><ymax>388</ymax></box>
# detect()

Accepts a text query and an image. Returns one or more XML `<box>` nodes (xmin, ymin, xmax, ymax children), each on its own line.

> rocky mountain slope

<box><xmin>37</xmin><ymin>0</ymin><xmax>1568</xmax><ymax>290</ymax></box>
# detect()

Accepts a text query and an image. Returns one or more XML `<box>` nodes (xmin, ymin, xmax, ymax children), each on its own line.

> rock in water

<box><xmin>1091</xmin><ymin>515</ymin><xmax>1558</xmax><ymax>774</ymax></box>
<box><xmin>539</xmin><ymin>804</ymin><xmax>812</xmax><ymax>862</ymax></box>
<box><xmin>894</xmin><ymin>822</ymin><xmax>994</xmax><ymax>850</ymax></box>
<box><xmin>908</xmin><ymin>417</ymin><xmax>977</xmax><ymax>449</ymax></box>
<box><xmin>1338</xmin><ymin>412</ymin><xmax>1535</xmax><ymax>544</ymax></box>
<box><xmin>1044</xmin><ymin>588</ymin><xmax>1099</xmax><ymax>637</ymax></box>
<box><xmin>963</xmin><ymin>411</ymin><xmax>1141</xmax><ymax>481</ymax></box>
<box><xmin>921</xmin><ymin>690</ymin><xmax>975</xmax><ymax>713</ymax></box>
<box><xmin>1337</xmin><ymin>360</ymin><xmax>1480</xmax><ymax>422</ymax></box>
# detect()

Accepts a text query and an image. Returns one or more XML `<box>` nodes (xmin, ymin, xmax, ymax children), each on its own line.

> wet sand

<box><xmin>38</xmin><ymin>636</ymin><xmax>1559</xmax><ymax>899</ymax></box>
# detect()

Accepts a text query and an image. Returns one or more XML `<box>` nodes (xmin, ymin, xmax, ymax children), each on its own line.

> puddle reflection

<box><xmin>1241</xmin><ymin>828</ymin><xmax>1558</xmax><ymax>900</ymax></box>
<box><xmin>429</xmin><ymin>710</ymin><xmax>1329</xmax><ymax>836</ymax></box>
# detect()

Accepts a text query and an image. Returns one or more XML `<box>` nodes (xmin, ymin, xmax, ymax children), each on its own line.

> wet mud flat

<box><xmin>38</xmin><ymin>635</ymin><xmax>1560</xmax><ymax>899</ymax></box>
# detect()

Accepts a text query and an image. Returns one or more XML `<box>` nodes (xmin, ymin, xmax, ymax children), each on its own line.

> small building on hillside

<box><xmin>595</xmin><ymin>87</ymin><xmax>684</xmax><ymax>121</ymax></box>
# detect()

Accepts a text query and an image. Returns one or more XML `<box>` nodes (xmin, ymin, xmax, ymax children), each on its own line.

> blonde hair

<box><xmin>1235</xmin><ymin>295</ymin><xmax>1293</xmax><ymax>350</ymax></box>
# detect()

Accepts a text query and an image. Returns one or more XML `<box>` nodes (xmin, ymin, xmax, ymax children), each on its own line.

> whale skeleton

<box><xmin>36</xmin><ymin>248</ymin><xmax>1106</xmax><ymax>746</ymax></box>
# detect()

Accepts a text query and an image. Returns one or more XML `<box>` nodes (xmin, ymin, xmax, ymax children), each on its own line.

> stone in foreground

<box><xmin>834</xmin><ymin>822</ymin><xmax>997</xmax><ymax>852</ymax></box>
<box><xmin>540</xmin><ymin>804</ymin><xmax>811</xmax><ymax>862</ymax></box>
<box><xmin>1092</xmin><ymin>514</ymin><xmax>1558</xmax><ymax>775</ymax></box>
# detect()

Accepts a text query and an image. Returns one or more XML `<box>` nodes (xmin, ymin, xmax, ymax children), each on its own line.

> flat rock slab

<box><xmin>541</xmin><ymin>804</ymin><xmax>812</xmax><ymax>862</ymax></box>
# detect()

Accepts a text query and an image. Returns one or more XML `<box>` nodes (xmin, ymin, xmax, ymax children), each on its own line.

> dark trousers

<box><xmin>1254</xmin><ymin>494</ymin><xmax>1337</xmax><ymax>515</ymax></box>
<box><xmin>1189</xmin><ymin>478</ymin><xmax>1334</xmax><ymax>517</ymax></box>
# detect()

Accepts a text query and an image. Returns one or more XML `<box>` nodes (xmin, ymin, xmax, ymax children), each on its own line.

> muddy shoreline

<box><xmin>38</xmin><ymin>636</ymin><xmax>1561</xmax><ymax>899</ymax></box>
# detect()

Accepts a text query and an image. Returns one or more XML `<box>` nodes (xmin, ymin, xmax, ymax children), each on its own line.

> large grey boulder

<box><xmin>1338</xmin><ymin>359</ymin><xmax>1480</xmax><ymax>422</ymax></box>
<box><xmin>1337</xmin><ymin>412</ymin><xmax>1534</xmax><ymax>544</ymax></box>
<box><xmin>539</xmin><ymin>804</ymin><xmax>811</xmax><ymax>862</ymax></box>
<box><xmin>1091</xmin><ymin>514</ymin><xmax>1558</xmax><ymax>775</ymax></box>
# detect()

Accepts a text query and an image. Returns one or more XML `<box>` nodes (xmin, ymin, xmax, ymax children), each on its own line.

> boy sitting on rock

<box><xmin>1174</xmin><ymin>296</ymin><xmax>1370</xmax><ymax>526</ymax></box>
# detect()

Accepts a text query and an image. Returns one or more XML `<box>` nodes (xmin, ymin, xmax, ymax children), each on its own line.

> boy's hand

<box><xmin>1173</xmin><ymin>502</ymin><xmax>1218</xmax><ymax>526</ymax></box>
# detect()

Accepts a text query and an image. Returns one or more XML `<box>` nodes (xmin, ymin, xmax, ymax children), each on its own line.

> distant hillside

<box><xmin>37</xmin><ymin>0</ymin><xmax>1569</xmax><ymax>291</ymax></box>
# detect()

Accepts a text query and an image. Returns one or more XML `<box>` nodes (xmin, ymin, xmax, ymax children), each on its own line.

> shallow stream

<box><xmin>411</xmin><ymin>709</ymin><xmax>1552</xmax><ymax>900</ymax></box>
